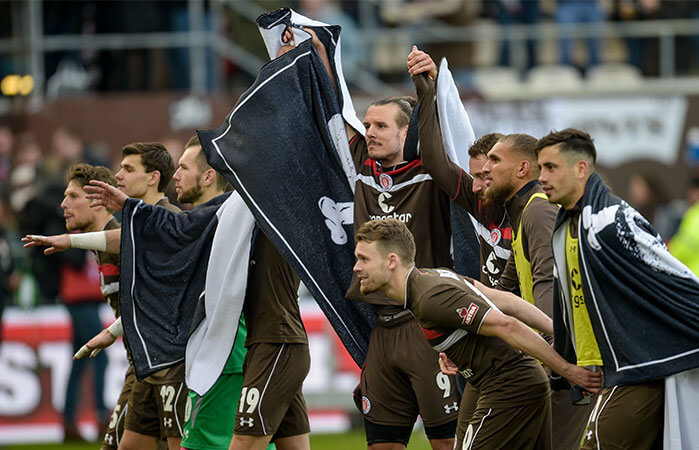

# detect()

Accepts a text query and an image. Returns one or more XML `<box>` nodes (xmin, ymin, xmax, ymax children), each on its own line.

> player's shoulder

<box><xmin>156</xmin><ymin>197</ymin><xmax>181</xmax><ymax>213</ymax></box>
<box><xmin>413</xmin><ymin>268</ymin><xmax>468</xmax><ymax>294</ymax></box>
<box><xmin>523</xmin><ymin>193</ymin><xmax>558</xmax><ymax>224</ymax></box>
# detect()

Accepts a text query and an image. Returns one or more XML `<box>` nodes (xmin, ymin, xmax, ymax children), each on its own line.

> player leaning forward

<box><xmin>353</xmin><ymin>218</ymin><xmax>601</xmax><ymax>449</ymax></box>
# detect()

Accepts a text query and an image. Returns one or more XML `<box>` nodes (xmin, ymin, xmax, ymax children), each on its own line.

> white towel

<box><xmin>436</xmin><ymin>58</ymin><xmax>475</xmax><ymax>172</ymax></box>
<box><xmin>664</xmin><ymin>368</ymin><xmax>699</xmax><ymax>450</ymax></box>
<box><xmin>185</xmin><ymin>192</ymin><xmax>256</xmax><ymax>395</ymax></box>
<box><xmin>258</xmin><ymin>8</ymin><xmax>365</xmax><ymax>137</ymax></box>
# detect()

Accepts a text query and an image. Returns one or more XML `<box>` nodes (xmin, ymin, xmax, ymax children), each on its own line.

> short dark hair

<box><xmin>68</xmin><ymin>163</ymin><xmax>117</xmax><ymax>189</ymax></box>
<box><xmin>370</xmin><ymin>96</ymin><xmax>417</xmax><ymax>128</ymax></box>
<box><xmin>499</xmin><ymin>133</ymin><xmax>538</xmax><ymax>160</ymax></box>
<box><xmin>468</xmin><ymin>133</ymin><xmax>504</xmax><ymax>158</ymax></box>
<box><xmin>535</xmin><ymin>128</ymin><xmax>597</xmax><ymax>165</ymax></box>
<box><xmin>355</xmin><ymin>218</ymin><xmax>416</xmax><ymax>266</ymax></box>
<box><xmin>121</xmin><ymin>142</ymin><xmax>175</xmax><ymax>192</ymax></box>
<box><xmin>185</xmin><ymin>136</ymin><xmax>231</xmax><ymax>193</ymax></box>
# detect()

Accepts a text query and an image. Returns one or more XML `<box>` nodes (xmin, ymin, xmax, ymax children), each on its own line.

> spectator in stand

<box><xmin>692</xmin><ymin>1</ymin><xmax>699</xmax><ymax>73</ymax></box>
<box><xmin>614</xmin><ymin>0</ymin><xmax>694</xmax><ymax>76</ymax></box>
<box><xmin>656</xmin><ymin>0</ymin><xmax>693</xmax><ymax>75</ymax></box>
<box><xmin>299</xmin><ymin>0</ymin><xmax>363</xmax><ymax>82</ymax></box>
<box><xmin>9</xmin><ymin>133</ymin><xmax>42</xmax><ymax>215</ymax></box>
<box><xmin>555</xmin><ymin>0</ymin><xmax>605</xmax><ymax>70</ymax></box>
<box><xmin>613</xmin><ymin>0</ymin><xmax>656</xmax><ymax>74</ymax></box>
<box><xmin>490</xmin><ymin>0</ymin><xmax>540</xmax><ymax>70</ymax></box>
<box><xmin>627</xmin><ymin>171</ymin><xmax>681</xmax><ymax>240</ymax></box>
<box><xmin>0</xmin><ymin>125</ymin><xmax>14</xmax><ymax>185</ymax></box>
<box><xmin>669</xmin><ymin>176</ymin><xmax>699</xmax><ymax>274</ymax></box>
<box><xmin>0</xmin><ymin>193</ymin><xmax>20</xmax><ymax>344</ymax></box>
<box><xmin>16</xmin><ymin>129</ymin><xmax>81</xmax><ymax>304</ymax></box>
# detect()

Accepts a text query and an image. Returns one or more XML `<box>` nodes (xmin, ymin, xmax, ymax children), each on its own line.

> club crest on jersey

<box><xmin>379</xmin><ymin>173</ymin><xmax>393</xmax><ymax>190</ymax></box>
<box><xmin>490</xmin><ymin>228</ymin><xmax>502</xmax><ymax>246</ymax></box>
<box><xmin>362</xmin><ymin>396</ymin><xmax>371</xmax><ymax>414</ymax></box>
<box><xmin>457</xmin><ymin>303</ymin><xmax>479</xmax><ymax>326</ymax></box>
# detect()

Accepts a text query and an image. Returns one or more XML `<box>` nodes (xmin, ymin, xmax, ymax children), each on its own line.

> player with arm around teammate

<box><xmin>353</xmin><ymin>218</ymin><xmax>601</xmax><ymax>449</ymax></box>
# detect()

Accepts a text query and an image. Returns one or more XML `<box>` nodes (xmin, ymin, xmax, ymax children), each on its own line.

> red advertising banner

<box><xmin>0</xmin><ymin>303</ymin><xmax>359</xmax><ymax>444</ymax></box>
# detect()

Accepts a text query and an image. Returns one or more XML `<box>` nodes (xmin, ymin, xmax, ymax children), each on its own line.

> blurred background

<box><xmin>1</xmin><ymin>0</ymin><xmax>699</xmax><ymax>446</ymax></box>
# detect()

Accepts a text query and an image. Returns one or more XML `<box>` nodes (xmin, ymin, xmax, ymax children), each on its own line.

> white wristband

<box><xmin>107</xmin><ymin>317</ymin><xmax>123</xmax><ymax>337</ymax></box>
<box><xmin>69</xmin><ymin>231</ymin><xmax>107</xmax><ymax>252</ymax></box>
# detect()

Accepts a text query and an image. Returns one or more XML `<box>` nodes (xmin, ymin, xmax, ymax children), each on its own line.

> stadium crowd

<box><xmin>3</xmin><ymin>0</ymin><xmax>699</xmax><ymax>95</ymax></box>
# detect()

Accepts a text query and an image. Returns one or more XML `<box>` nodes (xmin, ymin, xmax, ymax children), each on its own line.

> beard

<box><xmin>478</xmin><ymin>201</ymin><xmax>506</xmax><ymax>228</ymax></box>
<box><xmin>484</xmin><ymin>177</ymin><xmax>514</xmax><ymax>207</ymax></box>
<box><xmin>359</xmin><ymin>284</ymin><xmax>373</xmax><ymax>295</ymax></box>
<box><xmin>358</xmin><ymin>273</ymin><xmax>389</xmax><ymax>295</ymax></box>
<box><xmin>178</xmin><ymin>182</ymin><xmax>203</xmax><ymax>204</ymax></box>
<box><xmin>65</xmin><ymin>217</ymin><xmax>92</xmax><ymax>232</ymax></box>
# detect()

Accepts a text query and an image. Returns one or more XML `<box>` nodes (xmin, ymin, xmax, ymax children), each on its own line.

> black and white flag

<box><xmin>198</xmin><ymin>9</ymin><xmax>375</xmax><ymax>367</ymax></box>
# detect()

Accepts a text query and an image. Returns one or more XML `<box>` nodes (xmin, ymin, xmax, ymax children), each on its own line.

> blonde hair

<box><xmin>356</xmin><ymin>219</ymin><xmax>415</xmax><ymax>265</ymax></box>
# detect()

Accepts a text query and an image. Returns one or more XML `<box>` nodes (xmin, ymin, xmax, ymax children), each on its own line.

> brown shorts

<box><xmin>102</xmin><ymin>364</ymin><xmax>136</xmax><ymax>449</ymax></box>
<box><xmin>359</xmin><ymin>314</ymin><xmax>460</xmax><ymax>427</ymax></box>
<box><xmin>456</xmin><ymin>382</ymin><xmax>552</xmax><ymax>450</ymax></box>
<box><xmin>581</xmin><ymin>380</ymin><xmax>664</xmax><ymax>450</ymax></box>
<box><xmin>455</xmin><ymin>382</ymin><xmax>479</xmax><ymax>441</ymax></box>
<box><xmin>551</xmin><ymin>388</ymin><xmax>596</xmax><ymax>450</ymax></box>
<box><xmin>234</xmin><ymin>343</ymin><xmax>311</xmax><ymax>439</ymax></box>
<box><xmin>457</xmin><ymin>376</ymin><xmax>590</xmax><ymax>450</ymax></box>
<box><xmin>125</xmin><ymin>362</ymin><xmax>187</xmax><ymax>438</ymax></box>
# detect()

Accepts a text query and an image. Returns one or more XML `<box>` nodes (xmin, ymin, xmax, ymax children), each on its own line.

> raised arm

<box><xmin>278</xmin><ymin>26</ymin><xmax>357</xmax><ymax>141</ymax></box>
<box><xmin>473</xmin><ymin>279</ymin><xmax>553</xmax><ymax>336</ymax></box>
<box><xmin>479</xmin><ymin>309</ymin><xmax>601</xmax><ymax>393</ymax></box>
<box><xmin>408</xmin><ymin>47</ymin><xmax>477</xmax><ymax>213</ymax></box>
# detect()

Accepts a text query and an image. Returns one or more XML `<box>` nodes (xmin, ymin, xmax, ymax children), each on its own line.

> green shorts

<box><xmin>180</xmin><ymin>372</ymin><xmax>276</xmax><ymax>450</ymax></box>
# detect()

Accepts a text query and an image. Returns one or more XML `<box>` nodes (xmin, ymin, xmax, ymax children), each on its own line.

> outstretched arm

<box><xmin>73</xmin><ymin>318</ymin><xmax>122</xmax><ymax>360</ymax></box>
<box><xmin>479</xmin><ymin>310</ymin><xmax>601</xmax><ymax>394</ymax></box>
<box><xmin>23</xmin><ymin>229</ymin><xmax>121</xmax><ymax>254</ymax></box>
<box><xmin>473</xmin><ymin>279</ymin><xmax>553</xmax><ymax>336</ymax></box>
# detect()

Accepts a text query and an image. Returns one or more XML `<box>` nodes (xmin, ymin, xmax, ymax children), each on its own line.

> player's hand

<box><xmin>73</xmin><ymin>328</ymin><xmax>118</xmax><ymax>360</ymax></box>
<box><xmin>438</xmin><ymin>352</ymin><xmax>459</xmax><ymax>376</ymax></box>
<box><xmin>303</xmin><ymin>27</ymin><xmax>326</xmax><ymax>56</ymax></box>
<box><xmin>85</xmin><ymin>180</ymin><xmax>128</xmax><ymax>212</ymax></box>
<box><xmin>276</xmin><ymin>26</ymin><xmax>326</xmax><ymax>59</ymax></box>
<box><xmin>562</xmin><ymin>365</ymin><xmax>602</xmax><ymax>395</ymax></box>
<box><xmin>21</xmin><ymin>234</ymin><xmax>70</xmax><ymax>255</ymax></box>
<box><xmin>277</xmin><ymin>27</ymin><xmax>296</xmax><ymax>57</ymax></box>
<box><xmin>407</xmin><ymin>45</ymin><xmax>438</xmax><ymax>80</ymax></box>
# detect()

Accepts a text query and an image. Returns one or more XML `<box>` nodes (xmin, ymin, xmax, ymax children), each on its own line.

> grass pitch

<box><xmin>3</xmin><ymin>429</ymin><xmax>433</xmax><ymax>449</ymax></box>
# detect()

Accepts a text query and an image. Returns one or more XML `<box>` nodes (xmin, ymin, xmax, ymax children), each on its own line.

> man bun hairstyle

<box><xmin>356</xmin><ymin>218</ymin><xmax>416</xmax><ymax>266</ymax></box>
<box><xmin>370</xmin><ymin>96</ymin><xmax>417</xmax><ymax>128</ymax></box>
<box><xmin>121</xmin><ymin>142</ymin><xmax>175</xmax><ymax>193</ymax></box>
<box><xmin>535</xmin><ymin>128</ymin><xmax>597</xmax><ymax>165</ymax></box>
<box><xmin>468</xmin><ymin>132</ymin><xmax>505</xmax><ymax>158</ymax></box>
